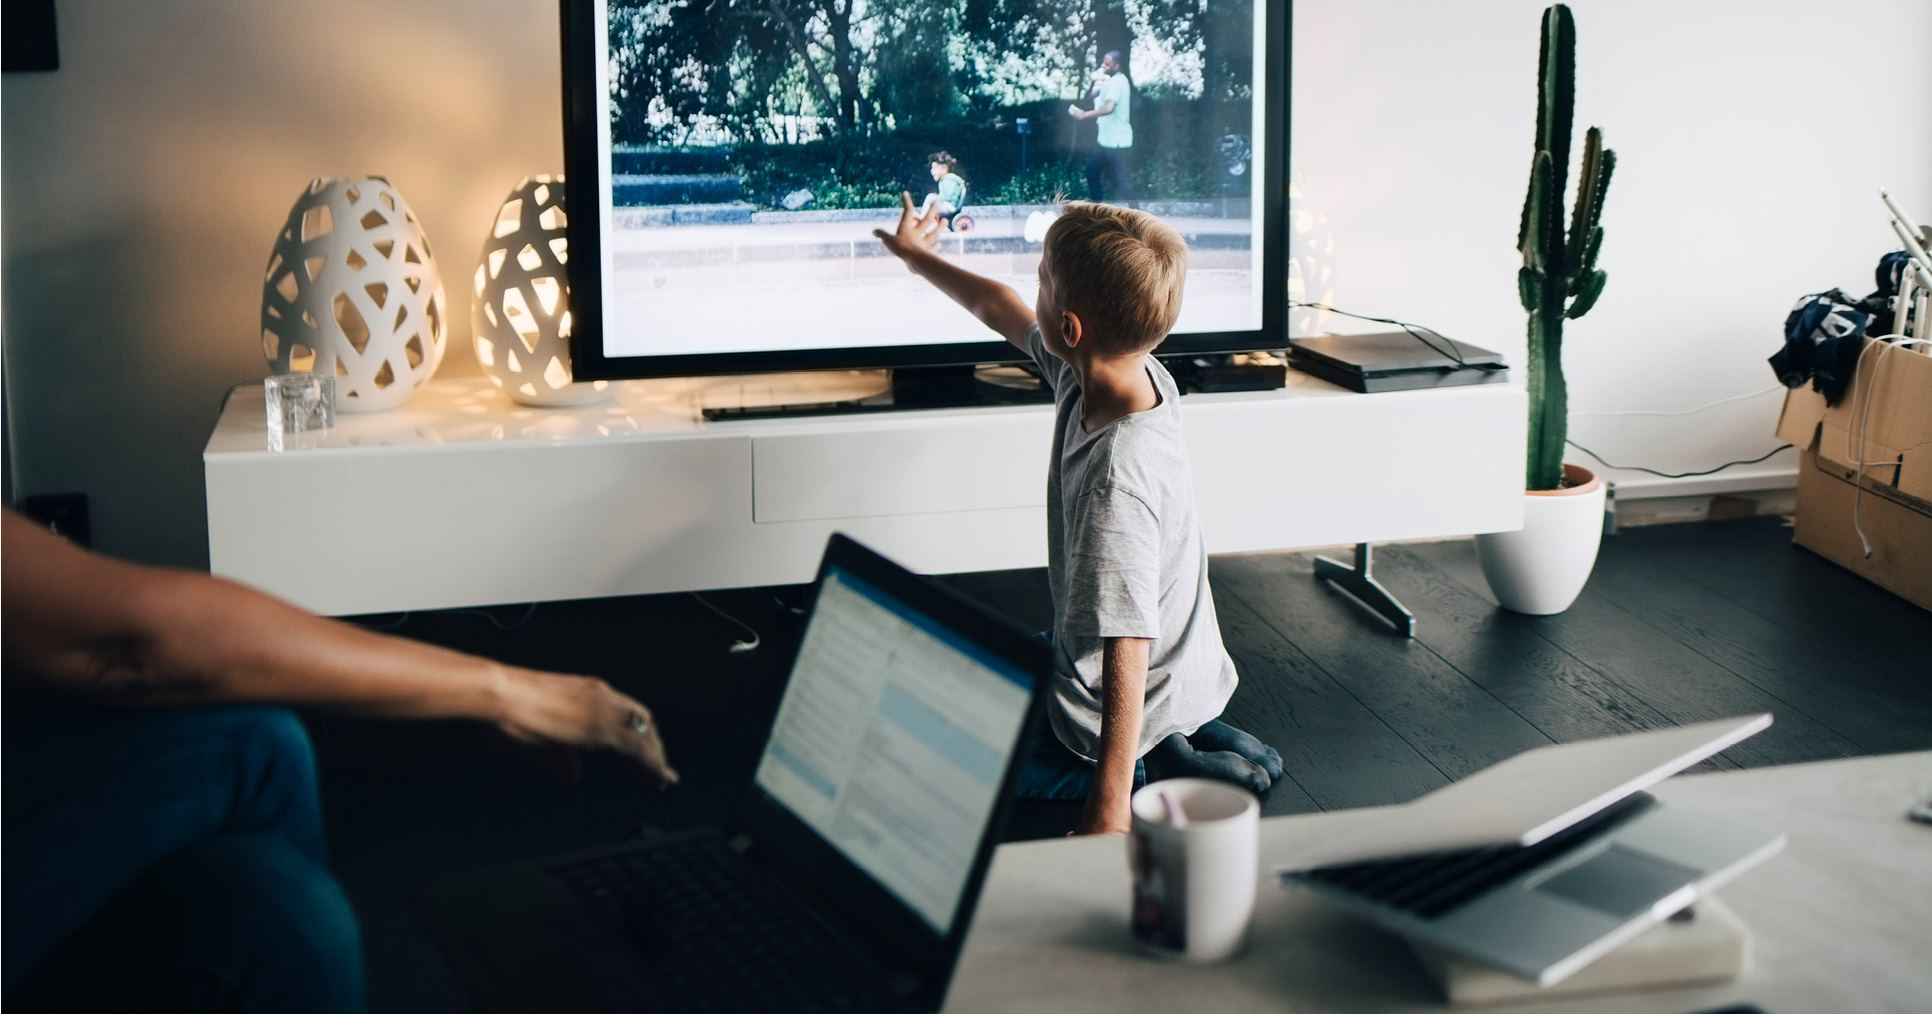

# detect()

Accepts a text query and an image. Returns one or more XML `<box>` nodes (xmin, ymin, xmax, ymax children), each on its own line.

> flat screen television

<box><xmin>561</xmin><ymin>0</ymin><xmax>1287</xmax><ymax>382</ymax></box>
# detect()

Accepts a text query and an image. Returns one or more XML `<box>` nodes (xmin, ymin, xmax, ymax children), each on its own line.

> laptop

<box><xmin>1276</xmin><ymin>715</ymin><xmax>1786</xmax><ymax>985</ymax></box>
<box><xmin>1287</xmin><ymin>331</ymin><xmax>1509</xmax><ymax>393</ymax></box>
<box><xmin>417</xmin><ymin>534</ymin><xmax>1050</xmax><ymax>1013</ymax></box>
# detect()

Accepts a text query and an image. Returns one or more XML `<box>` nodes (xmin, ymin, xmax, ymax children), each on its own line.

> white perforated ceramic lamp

<box><xmin>261</xmin><ymin>177</ymin><xmax>448</xmax><ymax>412</ymax></box>
<box><xmin>473</xmin><ymin>176</ymin><xmax>609</xmax><ymax>406</ymax></box>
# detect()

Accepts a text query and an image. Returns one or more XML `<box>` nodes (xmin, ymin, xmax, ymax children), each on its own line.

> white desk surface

<box><xmin>950</xmin><ymin>751</ymin><xmax>1932</xmax><ymax>1013</ymax></box>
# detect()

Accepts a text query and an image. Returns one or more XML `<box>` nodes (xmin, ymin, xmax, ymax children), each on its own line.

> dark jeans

<box><xmin>1014</xmin><ymin>726</ymin><xmax>1147</xmax><ymax>800</ymax></box>
<box><xmin>3</xmin><ymin>705</ymin><xmax>365</xmax><ymax>1014</ymax></box>
<box><xmin>1017</xmin><ymin>629</ymin><xmax>1145</xmax><ymax>800</ymax></box>
<box><xmin>1085</xmin><ymin>145</ymin><xmax>1133</xmax><ymax>204</ymax></box>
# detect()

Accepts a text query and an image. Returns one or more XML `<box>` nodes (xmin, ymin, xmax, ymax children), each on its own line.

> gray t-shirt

<box><xmin>1022</xmin><ymin>323</ymin><xmax>1239</xmax><ymax>761</ymax></box>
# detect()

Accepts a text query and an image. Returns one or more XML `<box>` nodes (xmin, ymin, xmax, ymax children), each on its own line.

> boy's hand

<box><xmin>873</xmin><ymin>191</ymin><xmax>944</xmax><ymax>263</ymax></box>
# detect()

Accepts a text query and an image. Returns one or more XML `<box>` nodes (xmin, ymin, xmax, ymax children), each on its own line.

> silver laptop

<box><xmin>1276</xmin><ymin>715</ymin><xmax>1785</xmax><ymax>985</ymax></box>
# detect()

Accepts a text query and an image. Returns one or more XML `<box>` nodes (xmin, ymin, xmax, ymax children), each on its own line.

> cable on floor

<box><xmin>1564</xmin><ymin>440</ymin><xmax>1794</xmax><ymax>479</ymax></box>
<box><xmin>690</xmin><ymin>592</ymin><xmax>762</xmax><ymax>654</ymax></box>
<box><xmin>442</xmin><ymin>603</ymin><xmax>541</xmax><ymax>632</ymax></box>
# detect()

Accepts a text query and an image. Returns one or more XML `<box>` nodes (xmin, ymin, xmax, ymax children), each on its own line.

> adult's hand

<box><xmin>873</xmin><ymin>191</ymin><xmax>945</xmax><ymax>263</ymax></box>
<box><xmin>495</xmin><ymin>668</ymin><xmax>678</xmax><ymax>787</ymax></box>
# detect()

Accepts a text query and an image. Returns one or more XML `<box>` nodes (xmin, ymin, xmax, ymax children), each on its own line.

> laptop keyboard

<box><xmin>1290</xmin><ymin>793</ymin><xmax>1657</xmax><ymax>920</ymax></box>
<box><xmin>554</xmin><ymin>836</ymin><xmax>883</xmax><ymax>1013</ymax></box>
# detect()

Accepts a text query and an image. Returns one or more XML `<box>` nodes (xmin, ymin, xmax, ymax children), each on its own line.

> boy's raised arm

<box><xmin>874</xmin><ymin>192</ymin><xmax>1035</xmax><ymax>349</ymax></box>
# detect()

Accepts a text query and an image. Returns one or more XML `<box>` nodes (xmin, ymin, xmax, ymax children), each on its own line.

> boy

<box><xmin>918</xmin><ymin>151</ymin><xmax>968</xmax><ymax>229</ymax></box>
<box><xmin>875</xmin><ymin>196</ymin><xmax>1282</xmax><ymax>835</ymax></box>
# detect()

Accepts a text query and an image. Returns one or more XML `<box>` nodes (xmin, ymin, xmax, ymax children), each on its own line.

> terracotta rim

<box><xmin>1526</xmin><ymin>463</ymin><xmax>1602</xmax><ymax>497</ymax></box>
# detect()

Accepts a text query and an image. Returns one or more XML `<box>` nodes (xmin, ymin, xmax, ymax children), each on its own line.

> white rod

<box><xmin>1880</xmin><ymin>189</ymin><xmax>1932</xmax><ymax>277</ymax></box>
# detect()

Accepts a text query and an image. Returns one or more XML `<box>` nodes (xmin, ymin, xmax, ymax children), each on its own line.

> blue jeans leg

<box><xmin>1013</xmin><ymin>730</ymin><xmax>1145</xmax><ymax>800</ymax></box>
<box><xmin>1016</xmin><ymin>629</ymin><xmax>1146</xmax><ymax>800</ymax></box>
<box><xmin>3</xmin><ymin>706</ymin><xmax>361</xmax><ymax>1012</ymax></box>
<box><xmin>14</xmin><ymin>834</ymin><xmax>365</xmax><ymax>1014</ymax></box>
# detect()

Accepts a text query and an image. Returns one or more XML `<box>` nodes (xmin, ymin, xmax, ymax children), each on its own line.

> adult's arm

<box><xmin>0</xmin><ymin>511</ymin><xmax>675</xmax><ymax>783</ymax></box>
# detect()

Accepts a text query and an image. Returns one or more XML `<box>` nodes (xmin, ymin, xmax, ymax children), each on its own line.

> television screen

<box><xmin>562</xmin><ymin>0</ymin><xmax>1285</xmax><ymax>379</ymax></box>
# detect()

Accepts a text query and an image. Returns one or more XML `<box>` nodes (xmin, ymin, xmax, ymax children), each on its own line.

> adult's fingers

<box><xmin>600</xmin><ymin>687</ymin><xmax>679</xmax><ymax>786</ymax></box>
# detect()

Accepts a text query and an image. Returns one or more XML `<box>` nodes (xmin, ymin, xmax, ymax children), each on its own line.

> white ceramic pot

<box><xmin>1475</xmin><ymin>463</ymin><xmax>1605</xmax><ymax>615</ymax></box>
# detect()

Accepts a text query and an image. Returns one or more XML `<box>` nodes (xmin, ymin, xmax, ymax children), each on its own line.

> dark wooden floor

<box><xmin>316</xmin><ymin>517</ymin><xmax>1932</xmax><ymax>1012</ymax></box>
<box><xmin>945</xmin><ymin>518</ymin><xmax>1932</xmax><ymax>826</ymax></box>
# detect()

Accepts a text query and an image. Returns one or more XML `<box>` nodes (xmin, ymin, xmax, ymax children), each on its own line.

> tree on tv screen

<box><xmin>607</xmin><ymin>0</ymin><xmax>1254</xmax><ymax>148</ymax></box>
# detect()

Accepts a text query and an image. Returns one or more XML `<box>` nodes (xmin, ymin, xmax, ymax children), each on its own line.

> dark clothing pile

<box><xmin>1771</xmin><ymin>248</ymin><xmax>1923</xmax><ymax>405</ymax></box>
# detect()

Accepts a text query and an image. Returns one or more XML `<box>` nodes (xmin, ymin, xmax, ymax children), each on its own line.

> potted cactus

<box><xmin>1476</xmin><ymin>3</ymin><xmax>1616</xmax><ymax>615</ymax></box>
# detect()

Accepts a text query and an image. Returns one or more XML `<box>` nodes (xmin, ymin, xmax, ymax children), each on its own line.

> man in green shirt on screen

<box><xmin>1070</xmin><ymin>50</ymin><xmax>1133</xmax><ymax>204</ymax></box>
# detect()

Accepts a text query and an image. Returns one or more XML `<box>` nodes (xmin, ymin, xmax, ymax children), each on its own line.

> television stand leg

<box><xmin>1313</xmin><ymin>543</ymin><xmax>1416</xmax><ymax>638</ymax></box>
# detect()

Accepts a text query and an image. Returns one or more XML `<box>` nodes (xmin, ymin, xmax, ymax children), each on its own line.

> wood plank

<box><xmin>1586</xmin><ymin>542</ymin><xmax>1932</xmax><ymax>755</ymax></box>
<box><xmin>1622</xmin><ymin>519</ymin><xmax>1932</xmax><ymax>672</ymax></box>
<box><xmin>1407</xmin><ymin>540</ymin><xmax>1865</xmax><ymax>768</ymax></box>
<box><xmin>1213</xmin><ymin>588</ymin><xmax>1448</xmax><ymax>810</ymax></box>
<box><xmin>1212</xmin><ymin>553</ymin><xmax>1555</xmax><ymax>781</ymax></box>
<box><xmin>1371</xmin><ymin>546</ymin><xmax>1737</xmax><ymax>772</ymax></box>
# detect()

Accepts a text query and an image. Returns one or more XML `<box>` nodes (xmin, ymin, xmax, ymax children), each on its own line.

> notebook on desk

<box><xmin>1288</xmin><ymin>331</ymin><xmax>1509</xmax><ymax>393</ymax></box>
<box><xmin>1276</xmin><ymin>716</ymin><xmax>1785</xmax><ymax>986</ymax></box>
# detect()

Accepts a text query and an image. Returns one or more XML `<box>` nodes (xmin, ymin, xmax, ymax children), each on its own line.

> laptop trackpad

<box><xmin>1535</xmin><ymin>846</ymin><xmax>1698</xmax><ymax>918</ymax></box>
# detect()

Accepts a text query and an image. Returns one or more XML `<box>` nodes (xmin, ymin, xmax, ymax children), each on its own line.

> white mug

<box><xmin>1128</xmin><ymin>778</ymin><xmax>1260</xmax><ymax>963</ymax></box>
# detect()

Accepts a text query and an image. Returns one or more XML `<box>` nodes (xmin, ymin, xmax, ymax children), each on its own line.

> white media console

<box><xmin>204</xmin><ymin>369</ymin><xmax>1524</xmax><ymax>617</ymax></box>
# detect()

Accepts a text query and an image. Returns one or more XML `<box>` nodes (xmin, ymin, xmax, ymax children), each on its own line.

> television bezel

<box><xmin>560</xmin><ymin>0</ymin><xmax>1288</xmax><ymax>381</ymax></box>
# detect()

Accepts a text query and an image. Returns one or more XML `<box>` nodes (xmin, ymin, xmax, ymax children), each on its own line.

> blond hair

<box><xmin>1042</xmin><ymin>202</ymin><xmax>1188</xmax><ymax>355</ymax></box>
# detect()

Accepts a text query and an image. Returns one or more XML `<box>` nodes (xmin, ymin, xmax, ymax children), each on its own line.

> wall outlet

<box><xmin>20</xmin><ymin>492</ymin><xmax>90</xmax><ymax>547</ymax></box>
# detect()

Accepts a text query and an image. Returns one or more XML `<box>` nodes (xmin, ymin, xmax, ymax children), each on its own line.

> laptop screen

<box><xmin>752</xmin><ymin>564</ymin><xmax>1036</xmax><ymax>935</ymax></box>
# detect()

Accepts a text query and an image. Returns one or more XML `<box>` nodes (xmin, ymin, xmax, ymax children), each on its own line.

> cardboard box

<box><xmin>1773</xmin><ymin>338</ymin><xmax>1932</xmax><ymax>611</ymax></box>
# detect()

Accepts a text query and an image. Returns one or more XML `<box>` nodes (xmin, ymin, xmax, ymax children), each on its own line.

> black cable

<box><xmin>1288</xmin><ymin>300</ymin><xmax>1794</xmax><ymax>480</ymax></box>
<box><xmin>1287</xmin><ymin>300</ymin><xmax>1469</xmax><ymax>367</ymax></box>
<box><xmin>1564</xmin><ymin>440</ymin><xmax>1795</xmax><ymax>479</ymax></box>
<box><xmin>445</xmin><ymin>603</ymin><xmax>540</xmax><ymax>632</ymax></box>
<box><xmin>691</xmin><ymin>592</ymin><xmax>762</xmax><ymax>654</ymax></box>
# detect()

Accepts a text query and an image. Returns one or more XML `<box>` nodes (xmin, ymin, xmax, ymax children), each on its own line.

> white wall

<box><xmin>4</xmin><ymin>1</ymin><xmax>1929</xmax><ymax>567</ymax></box>
<box><xmin>1293</xmin><ymin>0</ymin><xmax>1932</xmax><ymax>495</ymax></box>
<box><xmin>2</xmin><ymin>0</ymin><xmax>561</xmax><ymax>567</ymax></box>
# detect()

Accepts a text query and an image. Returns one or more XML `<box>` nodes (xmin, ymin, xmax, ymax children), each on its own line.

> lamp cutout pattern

<box><xmin>262</xmin><ymin>177</ymin><xmax>448</xmax><ymax>412</ymax></box>
<box><xmin>473</xmin><ymin>176</ymin><xmax>610</xmax><ymax>406</ymax></box>
<box><xmin>1287</xmin><ymin>167</ymin><xmax>1337</xmax><ymax>338</ymax></box>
